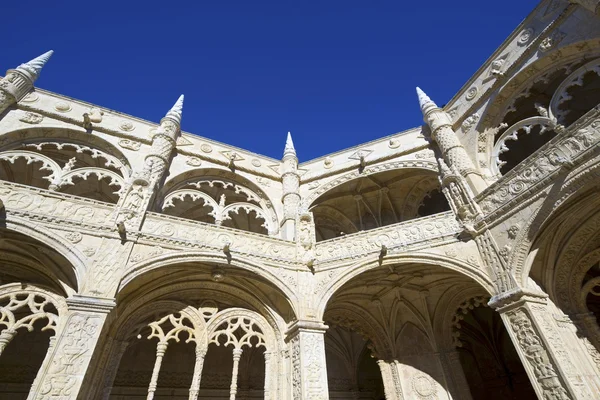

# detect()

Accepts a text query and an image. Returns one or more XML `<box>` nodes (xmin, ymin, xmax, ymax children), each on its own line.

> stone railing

<box><xmin>478</xmin><ymin>108</ymin><xmax>600</xmax><ymax>224</ymax></box>
<box><xmin>140</xmin><ymin>212</ymin><xmax>298</xmax><ymax>264</ymax></box>
<box><xmin>314</xmin><ymin>211</ymin><xmax>461</xmax><ymax>265</ymax></box>
<box><xmin>0</xmin><ymin>180</ymin><xmax>116</xmax><ymax>231</ymax></box>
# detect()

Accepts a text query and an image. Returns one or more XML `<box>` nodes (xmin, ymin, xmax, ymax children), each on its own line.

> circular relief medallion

<box><xmin>251</xmin><ymin>158</ymin><xmax>262</xmax><ymax>167</ymax></box>
<box><xmin>21</xmin><ymin>92</ymin><xmax>39</xmax><ymax>103</ymax></box>
<box><xmin>465</xmin><ymin>87</ymin><xmax>478</xmax><ymax>101</ymax></box>
<box><xmin>54</xmin><ymin>101</ymin><xmax>72</xmax><ymax>112</ymax></box>
<box><xmin>324</xmin><ymin>157</ymin><xmax>334</xmax><ymax>169</ymax></box>
<box><xmin>200</xmin><ymin>143</ymin><xmax>213</xmax><ymax>153</ymax></box>
<box><xmin>412</xmin><ymin>374</ymin><xmax>437</xmax><ymax>398</ymax></box>
<box><xmin>388</xmin><ymin>138</ymin><xmax>401</xmax><ymax>149</ymax></box>
<box><xmin>518</xmin><ymin>28</ymin><xmax>534</xmax><ymax>46</ymax></box>
<box><xmin>119</xmin><ymin>120</ymin><xmax>135</xmax><ymax>132</ymax></box>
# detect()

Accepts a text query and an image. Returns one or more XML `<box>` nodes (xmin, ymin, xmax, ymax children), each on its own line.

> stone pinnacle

<box><xmin>17</xmin><ymin>50</ymin><xmax>54</xmax><ymax>81</ymax></box>
<box><xmin>284</xmin><ymin>131</ymin><xmax>296</xmax><ymax>158</ymax></box>
<box><xmin>164</xmin><ymin>94</ymin><xmax>184</xmax><ymax>125</ymax></box>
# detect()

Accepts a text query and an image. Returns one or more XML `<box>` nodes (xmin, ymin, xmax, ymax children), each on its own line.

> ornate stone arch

<box><xmin>159</xmin><ymin>167</ymin><xmax>279</xmax><ymax>235</ymax></box>
<box><xmin>481</xmin><ymin>39</ymin><xmax>600</xmax><ymax>130</ymax></box>
<box><xmin>304</xmin><ymin>160</ymin><xmax>440</xmax><ymax>209</ymax></box>
<box><xmin>316</xmin><ymin>253</ymin><xmax>494</xmax><ymax>320</ymax></box>
<box><xmin>434</xmin><ymin>286</ymin><xmax>491</xmax><ymax>351</ymax></box>
<box><xmin>0</xmin><ymin>127</ymin><xmax>132</xmax><ymax>203</ymax></box>
<box><xmin>118</xmin><ymin>251</ymin><xmax>299</xmax><ymax>318</ymax></box>
<box><xmin>511</xmin><ymin>155</ymin><xmax>600</xmax><ymax>285</ymax></box>
<box><xmin>0</xmin><ymin>217</ymin><xmax>86</xmax><ymax>294</ymax></box>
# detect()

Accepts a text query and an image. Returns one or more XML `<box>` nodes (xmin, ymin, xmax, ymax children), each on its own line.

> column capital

<box><xmin>488</xmin><ymin>287</ymin><xmax>547</xmax><ymax>312</ymax></box>
<box><xmin>285</xmin><ymin>319</ymin><xmax>328</xmax><ymax>339</ymax></box>
<box><xmin>66</xmin><ymin>294</ymin><xmax>116</xmax><ymax>314</ymax></box>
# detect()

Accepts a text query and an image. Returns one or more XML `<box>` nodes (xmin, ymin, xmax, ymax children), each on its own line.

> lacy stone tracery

<box><xmin>3</xmin><ymin>1</ymin><xmax>600</xmax><ymax>399</ymax></box>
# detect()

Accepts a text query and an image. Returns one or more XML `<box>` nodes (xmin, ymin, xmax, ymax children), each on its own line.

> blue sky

<box><xmin>5</xmin><ymin>0</ymin><xmax>538</xmax><ymax>161</ymax></box>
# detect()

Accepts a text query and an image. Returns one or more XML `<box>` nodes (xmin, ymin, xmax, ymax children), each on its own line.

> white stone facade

<box><xmin>2</xmin><ymin>1</ymin><xmax>600</xmax><ymax>399</ymax></box>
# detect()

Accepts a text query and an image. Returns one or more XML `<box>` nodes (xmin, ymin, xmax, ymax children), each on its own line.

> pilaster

<box><xmin>376</xmin><ymin>360</ymin><xmax>403</xmax><ymax>400</ymax></box>
<box><xmin>489</xmin><ymin>288</ymin><xmax>600</xmax><ymax>399</ymax></box>
<box><xmin>27</xmin><ymin>295</ymin><xmax>115</xmax><ymax>400</ymax></box>
<box><xmin>287</xmin><ymin>320</ymin><xmax>329</xmax><ymax>400</ymax></box>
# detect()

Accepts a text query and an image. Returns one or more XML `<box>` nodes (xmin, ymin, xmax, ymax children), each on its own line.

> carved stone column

<box><xmin>439</xmin><ymin>350</ymin><xmax>473</xmax><ymax>400</ymax></box>
<box><xmin>229</xmin><ymin>348</ymin><xmax>243</xmax><ymax>400</ymax></box>
<box><xmin>376</xmin><ymin>360</ymin><xmax>403</xmax><ymax>400</ymax></box>
<box><xmin>26</xmin><ymin>295</ymin><xmax>115</xmax><ymax>400</ymax></box>
<box><xmin>281</xmin><ymin>132</ymin><xmax>300</xmax><ymax>240</ymax></box>
<box><xmin>147</xmin><ymin>342</ymin><xmax>168</xmax><ymax>400</ymax></box>
<box><xmin>263</xmin><ymin>351</ymin><xmax>275</xmax><ymax>400</ymax></box>
<box><xmin>188</xmin><ymin>346</ymin><xmax>207</xmax><ymax>400</ymax></box>
<box><xmin>417</xmin><ymin>87</ymin><xmax>486</xmax><ymax>194</ymax></box>
<box><xmin>490</xmin><ymin>288</ymin><xmax>600</xmax><ymax>399</ymax></box>
<box><xmin>115</xmin><ymin>96</ymin><xmax>183</xmax><ymax>233</ymax></box>
<box><xmin>287</xmin><ymin>320</ymin><xmax>330</xmax><ymax>400</ymax></box>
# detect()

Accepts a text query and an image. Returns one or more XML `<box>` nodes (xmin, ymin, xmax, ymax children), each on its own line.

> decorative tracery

<box><xmin>0</xmin><ymin>139</ymin><xmax>129</xmax><ymax>203</ymax></box>
<box><xmin>0</xmin><ymin>284</ymin><xmax>66</xmax><ymax>357</ymax></box>
<box><xmin>485</xmin><ymin>56</ymin><xmax>600</xmax><ymax>176</ymax></box>
<box><xmin>160</xmin><ymin>176</ymin><xmax>277</xmax><ymax>236</ymax></box>
<box><xmin>132</xmin><ymin>305</ymin><xmax>275</xmax><ymax>400</ymax></box>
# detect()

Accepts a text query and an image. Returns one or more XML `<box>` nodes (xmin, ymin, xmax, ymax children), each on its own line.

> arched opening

<box><xmin>527</xmin><ymin>187</ymin><xmax>600</xmax><ymax>354</ymax></box>
<box><xmin>0</xmin><ymin>136</ymin><xmax>129</xmax><ymax>204</ymax></box>
<box><xmin>159</xmin><ymin>169</ymin><xmax>277</xmax><ymax>236</ymax></box>
<box><xmin>94</xmin><ymin>262</ymin><xmax>292</xmax><ymax>400</ymax></box>
<box><xmin>0</xmin><ymin>228</ymin><xmax>79</xmax><ymax>295</ymax></box>
<box><xmin>323</xmin><ymin>261</ymin><xmax>533</xmax><ymax>399</ymax></box>
<box><xmin>0</xmin><ymin>284</ymin><xmax>66</xmax><ymax>400</ymax></box>
<box><xmin>310</xmin><ymin>169</ymin><xmax>450</xmax><ymax>241</ymax></box>
<box><xmin>452</xmin><ymin>298</ymin><xmax>535</xmax><ymax>399</ymax></box>
<box><xmin>486</xmin><ymin>55</ymin><xmax>600</xmax><ymax>176</ymax></box>
<box><xmin>325</xmin><ymin>326</ymin><xmax>384</xmax><ymax>398</ymax></box>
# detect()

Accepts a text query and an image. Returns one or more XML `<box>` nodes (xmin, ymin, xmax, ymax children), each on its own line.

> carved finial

<box><xmin>284</xmin><ymin>131</ymin><xmax>296</xmax><ymax>158</ymax></box>
<box><xmin>164</xmin><ymin>94</ymin><xmax>184</xmax><ymax>125</ymax></box>
<box><xmin>416</xmin><ymin>86</ymin><xmax>438</xmax><ymax>116</ymax></box>
<box><xmin>17</xmin><ymin>50</ymin><xmax>54</xmax><ymax>81</ymax></box>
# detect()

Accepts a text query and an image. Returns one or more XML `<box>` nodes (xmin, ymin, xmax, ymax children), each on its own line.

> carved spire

<box><xmin>17</xmin><ymin>50</ymin><xmax>54</xmax><ymax>82</ymax></box>
<box><xmin>163</xmin><ymin>95</ymin><xmax>184</xmax><ymax>125</ymax></box>
<box><xmin>284</xmin><ymin>131</ymin><xmax>296</xmax><ymax>158</ymax></box>
<box><xmin>416</xmin><ymin>86</ymin><xmax>438</xmax><ymax>118</ymax></box>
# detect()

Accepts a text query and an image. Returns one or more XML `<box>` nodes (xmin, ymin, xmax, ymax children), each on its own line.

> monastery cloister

<box><xmin>3</xmin><ymin>0</ymin><xmax>600</xmax><ymax>399</ymax></box>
